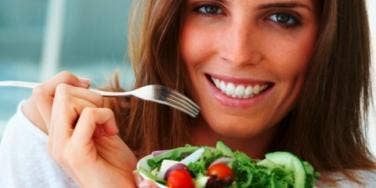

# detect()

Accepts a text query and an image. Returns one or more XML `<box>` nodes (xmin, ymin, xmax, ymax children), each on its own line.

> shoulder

<box><xmin>317</xmin><ymin>170</ymin><xmax>376</xmax><ymax>187</ymax></box>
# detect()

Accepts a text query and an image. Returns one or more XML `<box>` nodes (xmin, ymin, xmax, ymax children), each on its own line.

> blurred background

<box><xmin>0</xmin><ymin>0</ymin><xmax>133</xmax><ymax>131</ymax></box>
<box><xmin>0</xmin><ymin>0</ymin><xmax>375</xmax><ymax>156</ymax></box>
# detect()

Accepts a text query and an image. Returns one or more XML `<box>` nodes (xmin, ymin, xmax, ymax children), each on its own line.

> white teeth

<box><xmin>260</xmin><ymin>85</ymin><xmax>267</xmax><ymax>90</ymax></box>
<box><xmin>253</xmin><ymin>85</ymin><xmax>260</xmax><ymax>94</ymax></box>
<box><xmin>245</xmin><ymin>86</ymin><xmax>253</xmax><ymax>96</ymax></box>
<box><xmin>211</xmin><ymin>77</ymin><xmax>269</xmax><ymax>99</ymax></box>
<box><xmin>219</xmin><ymin>81</ymin><xmax>226</xmax><ymax>90</ymax></box>
<box><xmin>234</xmin><ymin>85</ymin><xmax>245</xmax><ymax>98</ymax></box>
<box><xmin>225</xmin><ymin>83</ymin><xmax>235</xmax><ymax>96</ymax></box>
<box><xmin>213</xmin><ymin>79</ymin><xmax>220</xmax><ymax>87</ymax></box>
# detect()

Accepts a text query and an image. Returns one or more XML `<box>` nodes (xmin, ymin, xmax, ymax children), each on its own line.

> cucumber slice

<box><xmin>265</xmin><ymin>152</ymin><xmax>306</xmax><ymax>188</ymax></box>
<box><xmin>195</xmin><ymin>174</ymin><xmax>209</xmax><ymax>188</ymax></box>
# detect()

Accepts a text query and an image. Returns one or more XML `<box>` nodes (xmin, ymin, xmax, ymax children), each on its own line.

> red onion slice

<box><xmin>151</xmin><ymin>150</ymin><xmax>169</xmax><ymax>156</ymax></box>
<box><xmin>209</xmin><ymin>157</ymin><xmax>233</xmax><ymax>167</ymax></box>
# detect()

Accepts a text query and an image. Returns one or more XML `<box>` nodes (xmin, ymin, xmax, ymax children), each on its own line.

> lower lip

<box><xmin>206</xmin><ymin>77</ymin><xmax>274</xmax><ymax>108</ymax></box>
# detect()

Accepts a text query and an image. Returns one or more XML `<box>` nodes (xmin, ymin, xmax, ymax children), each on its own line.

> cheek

<box><xmin>180</xmin><ymin>21</ymin><xmax>215</xmax><ymax>69</ymax></box>
<box><xmin>266</xmin><ymin>30</ymin><xmax>317</xmax><ymax>81</ymax></box>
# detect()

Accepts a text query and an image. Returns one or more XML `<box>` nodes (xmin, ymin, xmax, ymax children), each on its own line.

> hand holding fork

<box><xmin>0</xmin><ymin>79</ymin><xmax>199</xmax><ymax>118</ymax></box>
<box><xmin>0</xmin><ymin>71</ymin><xmax>199</xmax><ymax>187</ymax></box>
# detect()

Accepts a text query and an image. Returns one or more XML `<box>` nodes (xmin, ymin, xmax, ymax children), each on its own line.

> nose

<box><xmin>220</xmin><ymin>17</ymin><xmax>263</xmax><ymax>66</ymax></box>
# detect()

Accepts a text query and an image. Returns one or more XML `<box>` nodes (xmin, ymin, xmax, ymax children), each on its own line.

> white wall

<box><xmin>366</xmin><ymin>0</ymin><xmax>376</xmax><ymax>156</ymax></box>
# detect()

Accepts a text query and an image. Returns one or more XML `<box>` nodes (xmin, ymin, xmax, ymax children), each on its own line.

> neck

<box><xmin>189</xmin><ymin>119</ymin><xmax>276</xmax><ymax>159</ymax></box>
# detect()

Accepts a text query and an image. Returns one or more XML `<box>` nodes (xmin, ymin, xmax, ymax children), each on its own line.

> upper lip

<box><xmin>206</xmin><ymin>73</ymin><xmax>273</xmax><ymax>85</ymax></box>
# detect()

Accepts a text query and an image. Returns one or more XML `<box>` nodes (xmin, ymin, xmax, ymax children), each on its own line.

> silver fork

<box><xmin>0</xmin><ymin>81</ymin><xmax>200</xmax><ymax>118</ymax></box>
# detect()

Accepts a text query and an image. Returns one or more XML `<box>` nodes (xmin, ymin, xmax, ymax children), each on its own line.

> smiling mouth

<box><xmin>206</xmin><ymin>74</ymin><xmax>273</xmax><ymax>99</ymax></box>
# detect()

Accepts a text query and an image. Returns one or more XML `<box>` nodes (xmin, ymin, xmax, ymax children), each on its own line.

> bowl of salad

<box><xmin>135</xmin><ymin>141</ymin><xmax>319</xmax><ymax>188</ymax></box>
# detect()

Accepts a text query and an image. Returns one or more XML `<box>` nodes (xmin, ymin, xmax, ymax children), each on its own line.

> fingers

<box><xmin>72</xmin><ymin>108</ymin><xmax>118</xmax><ymax>146</ymax></box>
<box><xmin>42</xmin><ymin>71</ymin><xmax>91</xmax><ymax>93</ymax></box>
<box><xmin>48</xmin><ymin>107</ymin><xmax>118</xmax><ymax>170</ymax></box>
<box><xmin>54</xmin><ymin>83</ymin><xmax>103</xmax><ymax>111</ymax></box>
<box><xmin>49</xmin><ymin>84</ymin><xmax>104</xmax><ymax>148</ymax></box>
<box><xmin>32</xmin><ymin>71</ymin><xmax>91</xmax><ymax>128</ymax></box>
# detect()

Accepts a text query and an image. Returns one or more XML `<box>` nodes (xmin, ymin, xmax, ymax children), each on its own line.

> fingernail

<box><xmin>79</xmin><ymin>77</ymin><xmax>91</xmax><ymax>88</ymax></box>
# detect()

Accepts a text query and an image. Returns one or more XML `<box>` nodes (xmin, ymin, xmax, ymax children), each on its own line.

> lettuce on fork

<box><xmin>136</xmin><ymin>141</ymin><xmax>319</xmax><ymax>188</ymax></box>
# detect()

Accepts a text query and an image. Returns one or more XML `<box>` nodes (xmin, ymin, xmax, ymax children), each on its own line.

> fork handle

<box><xmin>0</xmin><ymin>81</ymin><xmax>39</xmax><ymax>89</ymax></box>
<box><xmin>0</xmin><ymin>81</ymin><xmax>131</xmax><ymax>97</ymax></box>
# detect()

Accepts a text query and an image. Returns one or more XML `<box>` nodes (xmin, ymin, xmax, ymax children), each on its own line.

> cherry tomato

<box><xmin>207</xmin><ymin>163</ymin><xmax>234</xmax><ymax>181</ymax></box>
<box><xmin>167</xmin><ymin>169</ymin><xmax>194</xmax><ymax>188</ymax></box>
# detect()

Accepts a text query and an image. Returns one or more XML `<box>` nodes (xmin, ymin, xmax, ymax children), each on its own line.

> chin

<box><xmin>205</xmin><ymin>115</ymin><xmax>271</xmax><ymax>139</ymax></box>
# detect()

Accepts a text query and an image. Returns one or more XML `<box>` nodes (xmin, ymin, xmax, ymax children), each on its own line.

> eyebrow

<box><xmin>257</xmin><ymin>1</ymin><xmax>313</xmax><ymax>11</ymax></box>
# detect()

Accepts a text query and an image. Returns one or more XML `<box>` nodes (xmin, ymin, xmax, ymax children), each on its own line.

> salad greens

<box><xmin>137</xmin><ymin>141</ymin><xmax>319</xmax><ymax>188</ymax></box>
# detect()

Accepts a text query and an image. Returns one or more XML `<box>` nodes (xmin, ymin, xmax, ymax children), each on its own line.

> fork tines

<box><xmin>153</xmin><ymin>85</ymin><xmax>200</xmax><ymax>118</ymax></box>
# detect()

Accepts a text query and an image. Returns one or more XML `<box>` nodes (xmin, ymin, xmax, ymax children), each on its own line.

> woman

<box><xmin>0</xmin><ymin>0</ymin><xmax>375</xmax><ymax>187</ymax></box>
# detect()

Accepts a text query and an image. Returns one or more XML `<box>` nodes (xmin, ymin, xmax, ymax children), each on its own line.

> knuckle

<box><xmin>54</xmin><ymin>85</ymin><xmax>73</xmax><ymax>105</ymax></box>
<box><xmin>55</xmin><ymin>83</ymin><xmax>70</xmax><ymax>96</ymax></box>
<box><xmin>82</xmin><ymin>107</ymin><xmax>96</xmax><ymax>117</ymax></box>
<box><xmin>95</xmin><ymin>96</ymin><xmax>105</xmax><ymax>107</ymax></box>
<box><xmin>86</xmin><ymin>92</ymin><xmax>104</xmax><ymax>107</ymax></box>
<box><xmin>103</xmin><ymin>108</ymin><xmax>115</xmax><ymax>116</ymax></box>
<box><xmin>58</xmin><ymin>71</ymin><xmax>78</xmax><ymax>84</ymax></box>
<box><xmin>58</xmin><ymin>71</ymin><xmax>73</xmax><ymax>78</ymax></box>
<box><xmin>31</xmin><ymin>86</ymin><xmax>50</xmax><ymax>102</ymax></box>
<box><xmin>31</xmin><ymin>87</ymin><xmax>45</xmax><ymax>103</ymax></box>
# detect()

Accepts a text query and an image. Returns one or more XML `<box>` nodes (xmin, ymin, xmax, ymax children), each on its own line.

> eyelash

<box><xmin>193</xmin><ymin>4</ymin><xmax>224</xmax><ymax>16</ymax></box>
<box><xmin>193</xmin><ymin>4</ymin><xmax>302</xmax><ymax>29</ymax></box>
<box><xmin>266</xmin><ymin>13</ymin><xmax>302</xmax><ymax>28</ymax></box>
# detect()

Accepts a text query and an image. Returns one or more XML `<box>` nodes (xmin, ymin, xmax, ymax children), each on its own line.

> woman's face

<box><xmin>180</xmin><ymin>0</ymin><xmax>318</xmax><ymax>138</ymax></box>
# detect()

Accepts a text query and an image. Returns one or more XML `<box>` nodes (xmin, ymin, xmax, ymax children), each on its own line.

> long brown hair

<box><xmin>105</xmin><ymin>0</ymin><xmax>375</xmax><ymax>183</ymax></box>
<box><xmin>272</xmin><ymin>0</ymin><xmax>375</xmax><ymax>181</ymax></box>
<box><xmin>106</xmin><ymin>0</ymin><xmax>192</xmax><ymax>157</ymax></box>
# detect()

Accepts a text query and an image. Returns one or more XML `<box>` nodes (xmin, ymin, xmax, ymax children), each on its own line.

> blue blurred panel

<box><xmin>0</xmin><ymin>0</ymin><xmax>46</xmax><ymax>60</ymax></box>
<box><xmin>61</xmin><ymin>0</ymin><xmax>131</xmax><ymax>63</ymax></box>
<box><xmin>0</xmin><ymin>0</ymin><xmax>133</xmax><ymax>137</ymax></box>
<box><xmin>57</xmin><ymin>61</ymin><xmax>134</xmax><ymax>89</ymax></box>
<box><xmin>59</xmin><ymin>0</ymin><xmax>133</xmax><ymax>87</ymax></box>
<box><xmin>0</xmin><ymin>60</ymin><xmax>35</xmax><ymax>121</ymax></box>
<box><xmin>0</xmin><ymin>0</ymin><xmax>47</xmax><ymax>134</ymax></box>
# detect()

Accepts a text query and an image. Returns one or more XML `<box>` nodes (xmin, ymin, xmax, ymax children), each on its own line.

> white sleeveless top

<box><xmin>0</xmin><ymin>101</ymin><xmax>375</xmax><ymax>187</ymax></box>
